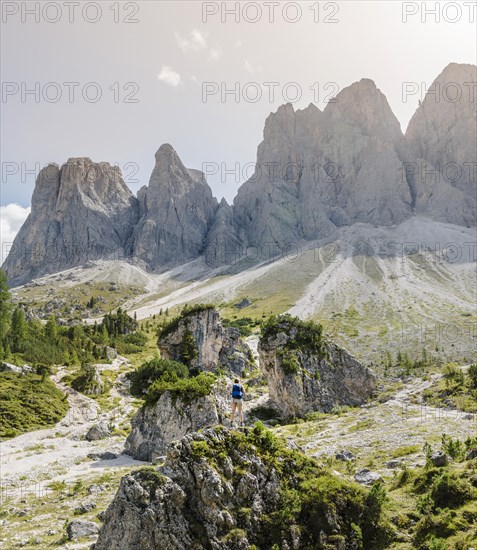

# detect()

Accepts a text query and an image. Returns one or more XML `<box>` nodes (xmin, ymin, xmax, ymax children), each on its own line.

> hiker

<box><xmin>230</xmin><ymin>378</ymin><xmax>245</xmax><ymax>425</ymax></box>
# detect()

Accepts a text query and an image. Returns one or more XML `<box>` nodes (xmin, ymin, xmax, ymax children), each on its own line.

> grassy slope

<box><xmin>0</xmin><ymin>372</ymin><xmax>69</xmax><ymax>438</ymax></box>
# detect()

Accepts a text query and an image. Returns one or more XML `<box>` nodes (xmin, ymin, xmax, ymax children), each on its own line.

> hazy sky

<box><xmin>1</xmin><ymin>0</ymin><xmax>476</xmax><ymax>218</ymax></box>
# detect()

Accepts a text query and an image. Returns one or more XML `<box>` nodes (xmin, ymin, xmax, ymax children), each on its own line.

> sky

<box><xmin>1</xmin><ymin>0</ymin><xmax>476</xmax><ymax>259</ymax></box>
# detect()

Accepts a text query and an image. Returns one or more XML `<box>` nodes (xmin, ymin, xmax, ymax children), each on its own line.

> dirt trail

<box><xmin>0</xmin><ymin>364</ymin><xmax>145</xmax><ymax>496</ymax></box>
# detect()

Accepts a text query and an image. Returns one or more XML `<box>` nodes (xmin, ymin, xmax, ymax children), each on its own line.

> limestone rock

<box><xmin>94</xmin><ymin>429</ymin><xmax>282</xmax><ymax>549</ymax></box>
<box><xmin>429</xmin><ymin>451</ymin><xmax>448</xmax><ymax>467</ymax></box>
<box><xmin>336</xmin><ymin>450</ymin><xmax>356</xmax><ymax>462</ymax></box>
<box><xmin>354</xmin><ymin>469</ymin><xmax>383</xmax><ymax>485</ymax></box>
<box><xmin>258</xmin><ymin>316</ymin><xmax>376</xmax><ymax>418</ymax></box>
<box><xmin>234</xmin><ymin>80</ymin><xmax>418</xmax><ymax>251</ymax></box>
<box><xmin>124</xmin><ymin>383</ymin><xmax>228</xmax><ymax>461</ymax></box>
<box><xmin>2</xmin><ymin>159</ymin><xmax>139</xmax><ymax>285</ymax></box>
<box><xmin>158</xmin><ymin>306</ymin><xmax>253</xmax><ymax>376</ymax></box>
<box><xmin>66</xmin><ymin>519</ymin><xmax>99</xmax><ymax>540</ymax></box>
<box><xmin>85</xmin><ymin>420</ymin><xmax>110</xmax><ymax>441</ymax></box>
<box><xmin>0</xmin><ymin>362</ymin><xmax>23</xmax><ymax>374</ymax></box>
<box><xmin>406</xmin><ymin>63</ymin><xmax>477</xmax><ymax>226</ymax></box>
<box><xmin>96</xmin><ymin>427</ymin><xmax>389</xmax><ymax>549</ymax></box>
<box><xmin>204</xmin><ymin>198</ymin><xmax>244</xmax><ymax>267</ymax></box>
<box><xmin>131</xmin><ymin>144</ymin><xmax>218</xmax><ymax>269</ymax></box>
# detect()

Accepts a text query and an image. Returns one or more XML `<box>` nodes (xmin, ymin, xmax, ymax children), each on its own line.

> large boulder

<box><xmin>258</xmin><ymin>315</ymin><xmax>376</xmax><ymax>418</ymax></box>
<box><xmin>85</xmin><ymin>420</ymin><xmax>111</xmax><ymax>442</ymax></box>
<box><xmin>124</xmin><ymin>380</ymin><xmax>228</xmax><ymax>462</ymax></box>
<box><xmin>66</xmin><ymin>519</ymin><xmax>99</xmax><ymax>540</ymax></box>
<box><xmin>158</xmin><ymin>306</ymin><xmax>253</xmax><ymax>376</ymax></box>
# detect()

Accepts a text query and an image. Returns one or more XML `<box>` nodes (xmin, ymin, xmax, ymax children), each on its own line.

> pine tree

<box><xmin>45</xmin><ymin>315</ymin><xmax>58</xmax><ymax>341</ymax></box>
<box><xmin>10</xmin><ymin>307</ymin><xmax>27</xmax><ymax>353</ymax></box>
<box><xmin>179</xmin><ymin>325</ymin><xmax>198</xmax><ymax>367</ymax></box>
<box><xmin>99</xmin><ymin>324</ymin><xmax>109</xmax><ymax>344</ymax></box>
<box><xmin>0</xmin><ymin>269</ymin><xmax>12</xmax><ymax>344</ymax></box>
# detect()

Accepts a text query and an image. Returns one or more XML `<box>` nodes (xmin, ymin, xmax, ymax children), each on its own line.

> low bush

<box><xmin>128</xmin><ymin>358</ymin><xmax>189</xmax><ymax>396</ymax></box>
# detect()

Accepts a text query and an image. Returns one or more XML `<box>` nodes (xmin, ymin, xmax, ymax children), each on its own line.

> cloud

<box><xmin>234</xmin><ymin>40</ymin><xmax>243</xmax><ymax>48</ymax></box>
<box><xmin>157</xmin><ymin>66</ymin><xmax>182</xmax><ymax>87</ymax></box>
<box><xmin>175</xmin><ymin>29</ymin><xmax>207</xmax><ymax>53</ymax></box>
<box><xmin>209</xmin><ymin>48</ymin><xmax>221</xmax><ymax>61</ymax></box>
<box><xmin>244</xmin><ymin>60</ymin><xmax>262</xmax><ymax>74</ymax></box>
<box><xmin>0</xmin><ymin>203</ymin><xmax>30</xmax><ymax>265</ymax></box>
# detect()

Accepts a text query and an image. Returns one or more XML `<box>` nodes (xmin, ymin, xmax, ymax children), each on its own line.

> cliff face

<box><xmin>131</xmin><ymin>144</ymin><xmax>218</xmax><ymax>269</ymax></box>
<box><xmin>233</xmin><ymin>80</ymin><xmax>418</xmax><ymax>250</ymax></box>
<box><xmin>258</xmin><ymin>317</ymin><xmax>376</xmax><ymax>418</ymax></box>
<box><xmin>124</xmin><ymin>383</ymin><xmax>228</xmax><ymax>461</ymax></box>
<box><xmin>2</xmin><ymin>159</ymin><xmax>139</xmax><ymax>285</ymax></box>
<box><xmin>158</xmin><ymin>307</ymin><xmax>253</xmax><ymax>376</ymax></box>
<box><xmin>406</xmin><ymin>63</ymin><xmax>477</xmax><ymax>226</ymax></box>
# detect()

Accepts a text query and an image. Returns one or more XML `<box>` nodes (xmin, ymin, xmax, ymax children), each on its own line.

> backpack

<box><xmin>232</xmin><ymin>383</ymin><xmax>243</xmax><ymax>399</ymax></box>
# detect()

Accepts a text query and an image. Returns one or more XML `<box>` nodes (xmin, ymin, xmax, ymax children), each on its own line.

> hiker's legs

<box><xmin>237</xmin><ymin>400</ymin><xmax>243</xmax><ymax>422</ymax></box>
<box><xmin>231</xmin><ymin>400</ymin><xmax>237</xmax><ymax>423</ymax></box>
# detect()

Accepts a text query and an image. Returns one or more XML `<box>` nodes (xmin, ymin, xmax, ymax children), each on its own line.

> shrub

<box><xmin>261</xmin><ymin>314</ymin><xmax>327</xmax><ymax>358</ymax></box>
<box><xmin>468</xmin><ymin>364</ymin><xmax>477</xmax><ymax>388</ymax></box>
<box><xmin>222</xmin><ymin>317</ymin><xmax>256</xmax><ymax>337</ymax></box>
<box><xmin>128</xmin><ymin>358</ymin><xmax>189</xmax><ymax>396</ymax></box>
<box><xmin>442</xmin><ymin>363</ymin><xmax>464</xmax><ymax>387</ymax></box>
<box><xmin>430</xmin><ymin>472</ymin><xmax>474</xmax><ymax>509</ymax></box>
<box><xmin>71</xmin><ymin>363</ymin><xmax>104</xmax><ymax>395</ymax></box>
<box><xmin>278</xmin><ymin>349</ymin><xmax>300</xmax><ymax>375</ymax></box>
<box><xmin>145</xmin><ymin>372</ymin><xmax>216</xmax><ymax>405</ymax></box>
<box><xmin>179</xmin><ymin>325</ymin><xmax>198</xmax><ymax>366</ymax></box>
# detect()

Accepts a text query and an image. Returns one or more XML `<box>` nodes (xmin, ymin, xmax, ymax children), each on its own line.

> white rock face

<box><xmin>3</xmin><ymin>64</ymin><xmax>475</xmax><ymax>285</ymax></box>
<box><xmin>406</xmin><ymin>63</ymin><xmax>477</xmax><ymax>226</ymax></box>
<box><xmin>2</xmin><ymin>158</ymin><xmax>139</xmax><ymax>285</ymax></box>
<box><xmin>234</xmin><ymin>79</ymin><xmax>418</xmax><ymax>250</ymax></box>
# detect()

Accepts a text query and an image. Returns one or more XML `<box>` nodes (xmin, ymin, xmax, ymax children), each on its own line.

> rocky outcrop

<box><xmin>124</xmin><ymin>382</ymin><xmax>228</xmax><ymax>461</ymax></box>
<box><xmin>2</xmin><ymin>158</ymin><xmax>139</xmax><ymax>285</ymax></box>
<box><xmin>132</xmin><ymin>144</ymin><xmax>218</xmax><ymax>269</ymax></box>
<box><xmin>158</xmin><ymin>306</ymin><xmax>253</xmax><ymax>375</ymax></box>
<box><xmin>258</xmin><ymin>316</ymin><xmax>376</xmax><ymax>418</ymax></box>
<box><xmin>94</xmin><ymin>427</ymin><xmax>391</xmax><ymax>550</ymax></box>
<box><xmin>406</xmin><ymin>63</ymin><xmax>477</xmax><ymax>226</ymax></box>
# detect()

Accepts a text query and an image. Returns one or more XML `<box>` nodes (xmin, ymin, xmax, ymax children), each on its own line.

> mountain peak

<box><xmin>154</xmin><ymin>143</ymin><xmax>179</xmax><ymax>162</ymax></box>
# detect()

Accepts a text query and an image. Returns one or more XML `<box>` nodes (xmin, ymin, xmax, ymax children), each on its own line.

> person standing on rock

<box><xmin>231</xmin><ymin>378</ymin><xmax>245</xmax><ymax>425</ymax></box>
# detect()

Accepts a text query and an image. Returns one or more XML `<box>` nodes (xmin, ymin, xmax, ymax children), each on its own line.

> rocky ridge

<box><xmin>3</xmin><ymin>63</ymin><xmax>476</xmax><ymax>285</ymax></box>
